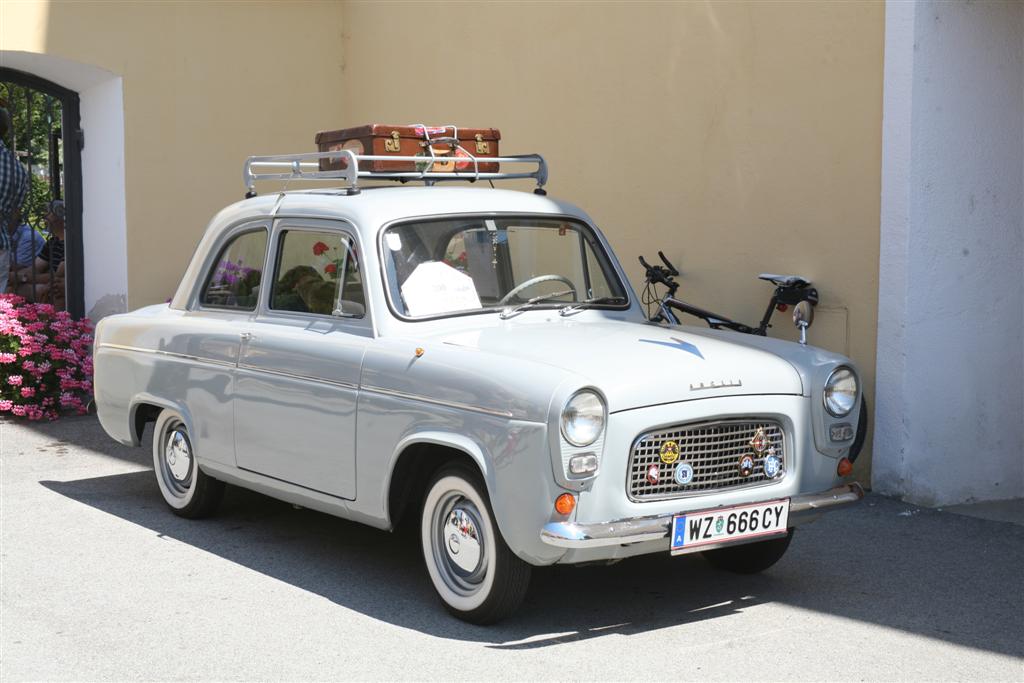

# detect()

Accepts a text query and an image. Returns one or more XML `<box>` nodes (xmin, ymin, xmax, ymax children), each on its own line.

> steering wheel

<box><xmin>497</xmin><ymin>274</ymin><xmax>578</xmax><ymax>306</ymax></box>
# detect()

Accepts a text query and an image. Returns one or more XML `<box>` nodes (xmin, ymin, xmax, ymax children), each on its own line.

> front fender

<box><xmin>387</xmin><ymin>430</ymin><xmax>494</xmax><ymax>495</ymax></box>
<box><xmin>380</xmin><ymin>424</ymin><xmax>568</xmax><ymax>566</ymax></box>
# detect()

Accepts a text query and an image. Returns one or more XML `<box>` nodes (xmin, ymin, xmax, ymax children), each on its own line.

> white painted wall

<box><xmin>0</xmin><ymin>50</ymin><xmax>128</xmax><ymax>319</ymax></box>
<box><xmin>77</xmin><ymin>75</ymin><xmax>127</xmax><ymax>319</ymax></box>
<box><xmin>875</xmin><ymin>0</ymin><xmax>1024</xmax><ymax>506</ymax></box>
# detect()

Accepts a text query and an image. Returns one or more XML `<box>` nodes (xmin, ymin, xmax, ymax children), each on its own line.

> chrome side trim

<box><xmin>360</xmin><ymin>385</ymin><xmax>515</xmax><ymax>419</ymax></box>
<box><xmin>540</xmin><ymin>482</ymin><xmax>864</xmax><ymax>549</ymax></box>
<box><xmin>236</xmin><ymin>363</ymin><xmax>359</xmax><ymax>391</ymax></box>
<box><xmin>97</xmin><ymin>343</ymin><xmax>236</xmax><ymax>369</ymax></box>
<box><xmin>97</xmin><ymin>343</ymin><xmax>510</xmax><ymax>418</ymax></box>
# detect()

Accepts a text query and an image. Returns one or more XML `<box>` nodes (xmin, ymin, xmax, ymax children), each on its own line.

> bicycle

<box><xmin>639</xmin><ymin>250</ymin><xmax>867</xmax><ymax>462</ymax></box>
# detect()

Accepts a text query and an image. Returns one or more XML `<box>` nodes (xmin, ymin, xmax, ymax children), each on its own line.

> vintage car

<box><xmin>93</xmin><ymin>149</ymin><xmax>863</xmax><ymax>624</ymax></box>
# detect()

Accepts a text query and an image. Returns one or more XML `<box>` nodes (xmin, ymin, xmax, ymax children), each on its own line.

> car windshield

<box><xmin>381</xmin><ymin>216</ymin><xmax>629</xmax><ymax>319</ymax></box>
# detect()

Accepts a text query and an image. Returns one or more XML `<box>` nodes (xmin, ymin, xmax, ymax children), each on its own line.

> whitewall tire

<box><xmin>420</xmin><ymin>465</ymin><xmax>531</xmax><ymax>624</ymax></box>
<box><xmin>152</xmin><ymin>409</ymin><xmax>224</xmax><ymax>519</ymax></box>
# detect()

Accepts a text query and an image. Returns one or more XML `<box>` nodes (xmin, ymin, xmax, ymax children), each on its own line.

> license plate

<box><xmin>670</xmin><ymin>499</ymin><xmax>790</xmax><ymax>555</ymax></box>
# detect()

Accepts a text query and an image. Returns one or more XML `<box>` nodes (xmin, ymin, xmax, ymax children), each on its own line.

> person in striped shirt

<box><xmin>0</xmin><ymin>105</ymin><xmax>30</xmax><ymax>294</ymax></box>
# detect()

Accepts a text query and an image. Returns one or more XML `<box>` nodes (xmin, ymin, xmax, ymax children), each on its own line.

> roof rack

<box><xmin>242</xmin><ymin>149</ymin><xmax>548</xmax><ymax>197</ymax></box>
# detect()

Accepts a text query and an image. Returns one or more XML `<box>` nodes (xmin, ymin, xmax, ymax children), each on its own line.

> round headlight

<box><xmin>561</xmin><ymin>390</ymin><xmax>605</xmax><ymax>446</ymax></box>
<box><xmin>824</xmin><ymin>366</ymin><xmax>858</xmax><ymax>417</ymax></box>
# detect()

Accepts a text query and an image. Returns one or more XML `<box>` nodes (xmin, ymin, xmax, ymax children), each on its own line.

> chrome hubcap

<box><xmin>432</xmin><ymin>493</ymin><xmax>488</xmax><ymax>596</ymax></box>
<box><xmin>161</xmin><ymin>426</ymin><xmax>193</xmax><ymax>496</ymax></box>
<box><xmin>444</xmin><ymin>507</ymin><xmax>482</xmax><ymax>574</ymax></box>
<box><xmin>166</xmin><ymin>430</ymin><xmax>192</xmax><ymax>482</ymax></box>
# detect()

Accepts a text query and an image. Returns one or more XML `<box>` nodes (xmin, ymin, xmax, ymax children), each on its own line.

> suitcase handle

<box><xmin>419</xmin><ymin>136</ymin><xmax>460</xmax><ymax>147</ymax></box>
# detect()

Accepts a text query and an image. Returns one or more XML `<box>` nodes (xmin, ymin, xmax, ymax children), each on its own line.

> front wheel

<box><xmin>702</xmin><ymin>529</ymin><xmax>793</xmax><ymax>574</ymax></box>
<box><xmin>152</xmin><ymin>409</ymin><xmax>224</xmax><ymax>519</ymax></box>
<box><xmin>420</xmin><ymin>465</ymin><xmax>531</xmax><ymax>624</ymax></box>
<box><xmin>848</xmin><ymin>395</ymin><xmax>869</xmax><ymax>463</ymax></box>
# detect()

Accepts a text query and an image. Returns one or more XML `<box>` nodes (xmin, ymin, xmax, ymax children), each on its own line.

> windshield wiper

<box><xmin>559</xmin><ymin>296</ymin><xmax>628</xmax><ymax>316</ymax></box>
<box><xmin>499</xmin><ymin>289</ymin><xmax>576</xmax><ymax>319</ymax></box>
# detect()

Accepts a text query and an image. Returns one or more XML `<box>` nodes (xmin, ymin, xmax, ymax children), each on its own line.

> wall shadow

<box><xmin>41</xmin><ymin>469</ymin><xmax>1024</xmax><ymax>654</ymax></box>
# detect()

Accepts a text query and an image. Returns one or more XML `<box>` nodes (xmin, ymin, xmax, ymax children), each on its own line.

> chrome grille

<box><xmin>628</xmin><ymin>419</ymin><xmax>785</xmax><ymax>501</ymax></box>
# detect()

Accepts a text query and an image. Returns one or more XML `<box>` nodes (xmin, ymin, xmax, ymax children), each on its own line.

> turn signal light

<box><xmin>837</xmin><ymin>457</ymin><xmax>853</xmax><ymax>477</ymax></box>
<box><xmin>554</xmin><ymin>493</ymin><xmax>576</xmax><ymax>516</ymax></box>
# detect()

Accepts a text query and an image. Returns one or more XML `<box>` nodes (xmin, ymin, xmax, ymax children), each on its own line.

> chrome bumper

<box><xmin>540</xmin><ymin>482</ymin><xmax>864</xmax><ymax>549</ymax></box>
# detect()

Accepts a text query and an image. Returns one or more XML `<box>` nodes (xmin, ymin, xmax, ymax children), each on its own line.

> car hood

<box><xmin>428</xmin><ymin>319</ymin><xmax>804</xmax><ymax>413</ymax></box>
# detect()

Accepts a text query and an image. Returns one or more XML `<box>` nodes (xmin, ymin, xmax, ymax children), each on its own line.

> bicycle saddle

<box><xmin>758</xmin><ymin>273</ymin><xmax>811</xmax><ymax>288</ymax></box>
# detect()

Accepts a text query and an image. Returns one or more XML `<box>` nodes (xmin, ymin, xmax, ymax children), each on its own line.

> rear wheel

<box><xmin>152</xmin><ymin>409</ymin><xmax>224</xmax><ymax>519</ymax></box>
<box><xmin>420</xmin><ymin>465</ymin><xmax>531</xmax><ymax>624</ymax></box>
<box><xmin>702</xmin><ymin>529</ymin><xmax>793</xmax><ymax>574</ymax></box>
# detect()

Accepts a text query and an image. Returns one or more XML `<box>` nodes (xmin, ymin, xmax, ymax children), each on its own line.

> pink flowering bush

<box><xmin>0</xmin><ymin>294</ymin><xmax>94</xmax><ymax>421</ymax></box>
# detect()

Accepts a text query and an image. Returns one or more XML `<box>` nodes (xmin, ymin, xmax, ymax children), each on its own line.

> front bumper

<box><xmin>540</xmin><ymin>482</ymin><xmax>864</xmax><ymax>549</ymax></box>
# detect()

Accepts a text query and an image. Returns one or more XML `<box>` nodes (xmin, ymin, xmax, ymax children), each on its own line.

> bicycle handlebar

<box><xmin>657</xmin><ymin>251</ymin><xmax>679</xmax><ymax>276</ymax></box>
<box><xmin>638</xmin><ymin>255</ymin><xmax>677</xmax><ymax>290</ymax></box>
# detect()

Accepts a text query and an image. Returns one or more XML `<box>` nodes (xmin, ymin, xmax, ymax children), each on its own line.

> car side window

<box><xmin>199</xmin><ymin>229</ymin><xmax>268</xmax><ymax>310</ymax></box>
<box><xmin>270</xmin><ymin>230</ymin><xmax>365</xmax><ymax>317</ymax></box>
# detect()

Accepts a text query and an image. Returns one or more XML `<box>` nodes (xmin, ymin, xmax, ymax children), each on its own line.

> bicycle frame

<box><xmin>641</xmin><ymin>251</ymin><xmax>816</xmax><ymax>337</ymax></box>
<box><xmin>640</xmin><ymin>251</ymin><xmax>865</xmax><ymax>463</ymax></box>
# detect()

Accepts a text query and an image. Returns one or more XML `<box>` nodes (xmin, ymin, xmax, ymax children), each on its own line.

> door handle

<box><xmin>240</xmin><ymin>332</ymin><xmax>256</xmax><ymax>343</ymax></box>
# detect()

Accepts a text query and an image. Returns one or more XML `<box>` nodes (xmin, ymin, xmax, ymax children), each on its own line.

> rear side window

<box><xmin>270</xmin><ymin>230</ymin><xmax>365</xmax><ymax>317</ymax></box>
<box><xmin>200</xmin><ymin>229</ymin><xmax>268</xmax><ymax>310</ymax></box>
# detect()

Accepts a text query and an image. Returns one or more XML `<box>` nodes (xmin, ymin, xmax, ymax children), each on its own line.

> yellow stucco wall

<box><xmin>341</xmin><ymin>0</ymin><xmax>884</xmax><ymax>477</ymax></box>
<box><xmin>2</xmin><ymin>0</ymin><xmax>883</xmax><ymax>477</ymax></box>
<box><xmin>1</xmin><ymin>0</ymin><xmax>347</xmax><ymax>307</ymax></box>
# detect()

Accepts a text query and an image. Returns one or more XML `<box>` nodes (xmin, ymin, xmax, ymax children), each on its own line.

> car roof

<box><xmin>210</xmin><ymin>186</ymin><xmax>593</xmax><ymax>239</ymax></box>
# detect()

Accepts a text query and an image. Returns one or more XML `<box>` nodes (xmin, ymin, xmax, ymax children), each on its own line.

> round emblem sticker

<box><xmin>764</xmin><ymin>454</ymin><xmax>783</xmax><ymax>479</ymax></box>
<box><xmin>659</xmin><ymin>440</ymin><xmax>680</xmax><ymax>464</ymax></box>
<box><xmin>674</xmin><ymin>462</ymin><xmax>694</xmax><ymax>485</ymax></box>
<box><xmin>646</xmin><ymin>463</ymin><xmax>660</xmax><ymax>485</ymax></box>
<box><xmin>738</xmin><ymin>454</ymin><xmax>755</xmax><ymax>477</ymax></box>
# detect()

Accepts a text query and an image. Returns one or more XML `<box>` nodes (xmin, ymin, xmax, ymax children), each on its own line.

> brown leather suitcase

<box><xmin>315</xmin><ymin>124</ymin><xmax>501</xmax><ymax>173</ymax></box>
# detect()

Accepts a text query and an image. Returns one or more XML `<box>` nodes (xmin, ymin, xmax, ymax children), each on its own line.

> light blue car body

<box><xmin>94</xmin><ymin>186</ymin><xmax>862</xmax><ymax>565</ymax></box>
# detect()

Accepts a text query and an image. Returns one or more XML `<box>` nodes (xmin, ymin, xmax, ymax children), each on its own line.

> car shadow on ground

<box><xmin>41</xmin><ymin>465</ymin><xmax>1024</xmax><ymax>655</ymax></box>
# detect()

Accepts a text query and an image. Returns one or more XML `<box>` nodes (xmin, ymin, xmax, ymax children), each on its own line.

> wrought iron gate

<box><xmin>0</xmin><ymin>68</ymin><xmax>83</xmax><ymax>318</ymax></box>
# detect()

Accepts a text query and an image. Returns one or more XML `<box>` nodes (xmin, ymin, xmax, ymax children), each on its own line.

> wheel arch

<box><xmin>128</xmin><ymin>394</ymin><xmax>197</xmax><ymax>449</ymax></box>
<box><xmin>385</xmin><ymin>432</ymin><xmax>493</xmax><ymax>531</ymax></box>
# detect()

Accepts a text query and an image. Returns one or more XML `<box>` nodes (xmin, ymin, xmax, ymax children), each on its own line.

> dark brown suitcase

<box><xmin>315</xmin><ymin>124</ymin><xmax>501</xmax><ymax>173</ymax></box>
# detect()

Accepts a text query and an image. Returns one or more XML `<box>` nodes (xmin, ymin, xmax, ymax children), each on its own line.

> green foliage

<box><xmin>0</xmin><ymin>81</ymin><xmax>63</xmax><ymax>230</ymax></box>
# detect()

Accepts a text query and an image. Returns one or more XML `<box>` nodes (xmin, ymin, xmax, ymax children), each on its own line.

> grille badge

<box><xmin>750</xmin><ymin>428</ymin><xmax>768</xmax><ymax>454</ymax></box>
<box><xmin>674</xmin><ymin>462</ymin><xmax>694</xmax><ymax>485</ymax></box>
<box><xmin>646</xmin><ymin>463</ymin><xmax>660</xmax><ymax>485</ymax></box>
<box><xmin>738</xmin><ymin>454</ymin><xmax>755</xmax><ymax>477</ymax></box>
<box><xmin>659</xmin><ymin>440</ymin><xmax>680</xmax><ymax>464</ymax></box>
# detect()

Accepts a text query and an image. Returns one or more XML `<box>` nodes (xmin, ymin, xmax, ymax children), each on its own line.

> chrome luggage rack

<box><xmin>242</xmin><ymin>149</ymin><xmax>548</xmax><ymax>197</ymax></box>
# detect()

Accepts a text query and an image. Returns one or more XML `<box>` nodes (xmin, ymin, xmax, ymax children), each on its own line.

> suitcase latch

<box><xmin>384</xmin><ymin>131</ymin><xmax>402</xmax><ymax>153</ymax></box>
<box><xmin>474</xmin><ymin>134</ymin><xmax>490</xmax><ymax>155</ymax></box>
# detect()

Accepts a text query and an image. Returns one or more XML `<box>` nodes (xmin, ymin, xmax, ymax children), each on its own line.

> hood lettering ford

<box><xmin>690</xmin><ymin>379</ymin><xmax>743</xmax><ymax>391</ymax></box>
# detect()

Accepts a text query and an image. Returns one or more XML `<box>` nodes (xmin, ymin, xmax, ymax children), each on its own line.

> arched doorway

<box><xmin>1</xmin><ymin>67</ymin><xmax>83</xmax><ymax>318</ymax></box>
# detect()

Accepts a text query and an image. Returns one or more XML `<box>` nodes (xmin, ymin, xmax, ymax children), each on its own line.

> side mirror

<box><xmin>793</xmin><ymin>300</ymin><xmax>814</xmax><ymax>345</ymax></box>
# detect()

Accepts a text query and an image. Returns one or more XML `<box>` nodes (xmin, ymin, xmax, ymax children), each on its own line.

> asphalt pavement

<box><xmin>1</xmin><ymin>416</ymin><xmax>1022</xmax><ymax>681</ymax></box>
